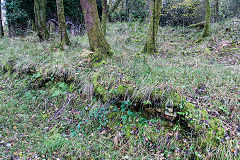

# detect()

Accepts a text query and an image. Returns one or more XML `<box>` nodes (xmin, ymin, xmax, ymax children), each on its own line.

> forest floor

<box><xmin>0</xmin><ymin>18</ymin><xmax>240</xmax><ymax>159</ymax></box>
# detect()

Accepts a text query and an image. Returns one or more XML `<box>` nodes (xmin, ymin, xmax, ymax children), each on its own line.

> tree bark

<box><xmin>142</xmin><ymin>0</ymin><xmax>162</xmax><ymax>54</ymax></box>
<box><xmin>202</xmin><ymin>0</ymin><xmax>211</xmax><ymax>38</ymax></box>
<box><xmin>0</xmin><ymin>1</ymin><xmax>4</xmax><ymax>38</ymax></box>
<box><xmin>129</xmin><ymin>0</ymin><xmax>133</xmax><ymax>22</ymax></box>
<box><xmin>101</xmin><ymin>0</ymin><xmax>107</xmax><ymax>36</ymax></box>
<box><xmin>6</xmin><ymin>0</ymin><xmax>16</xmax><ymax>37</ymax></box>
<box><xmin>126</xmin><ymin>0</ymin><xmax>133</xmax><ymax>22</ymax></box>
<box><xmin>80</xmin><ymin>0</ymin><xmax>113</xmax><ymax>62</ymax></box>
<box><xmin>34</xmin><ymin>0</ymin><xmax>49</xmax><ymax>42</ymax></box>
<box><xmin>214</xmin><ymin>0</ymin><xmax>219</xmax><ymax>22</ymax></box>
<box><xmin>233</xmin><ymin>0</ymin><xmax>239</xmax><ymax>17</ymax></box>
<box><xmin>56</xmin><ymin>0</ymin><xmax>71</xmax><ymax>46</ymax></box>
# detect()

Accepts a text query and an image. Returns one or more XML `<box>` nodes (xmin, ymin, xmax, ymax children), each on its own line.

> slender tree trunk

<box><xmin>80</xmin><ymin>0</ymin><xmax>113</xmax><ymax>62</ymax></box>
<box><xmin>129</xmin><ymin>0</ymin><xmax>133</xmax><ymax>22</ymax></box>
<box><xmin>202</xmin><ymin>0</ymin><xmax>211</xmax><ymax>38</ymax></box>
<box><xmin>215</xmin><ymin>0</ymin><xmax>219</xmax><ymax>22</ymax></box>
<box><xmin>126</xmin><ymin>0</ymin><xmax>133</xmax><ymax>22</ymax></box>
<box><xmin>56</xmin><ymin>0</ymin><xmax>71</xmax><ymax>46</ymax></box>
<box><xmin>233</xmin><ymin>0</ymin><xmax>239</xmax><ymax>17</ymax></box>
<box><xmin>142</xmin><ymin>0</ymin><xmax>162</xmax><ymax>54</ymax></box>
<box><xmin>0</xmin><ymin>1</ymin><xmax>4</xmax><ymax>38</ymax></box>
<box><xmin>101</xmin><ymin>0</ymin><xmax>107</xmax><ymax>36</ymax></box>
<box><xmin>34</xmin><ymin>0</ymin><xmax>49</xmax><ymax>42</ymax></box>
<box><xmin>8</xmin><ymin>24</ymin><xmax>16</xmax><ymax>37</ymax></box>
<box><xmin>6</xmin><ymin>0</ymin><xmax>16</xmax><ymax>37</ymax></box>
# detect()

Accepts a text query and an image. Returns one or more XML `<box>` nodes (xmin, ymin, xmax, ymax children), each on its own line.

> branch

<box><xmin>108</xmin><ymin>0</ymin><xmax>124</xmax><ymax>15</ymax></box>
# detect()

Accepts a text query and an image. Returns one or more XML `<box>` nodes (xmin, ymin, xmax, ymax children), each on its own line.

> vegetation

<box><xmin>0</xmin><ymin>0</ymin><xmax>240</xmax><ymax>159</ymax></box>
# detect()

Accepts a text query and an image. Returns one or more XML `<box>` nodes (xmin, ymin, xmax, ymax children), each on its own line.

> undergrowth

<box><xmin>0</xmin><ymin>18</ymin><xmax>239</xmax><ymax>159</ymax></box>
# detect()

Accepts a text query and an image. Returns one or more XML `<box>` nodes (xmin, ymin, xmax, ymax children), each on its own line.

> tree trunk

<box><xmin>214</xmin><ymin>0</ymin><xmax>219</xmax><ymax>22</ymax></box>
<box><xmin>56</xmin><ymin>0</ymin><xmax>71</xmax><ymax>46</ymax></box>
<box><xmin>80</xmin><ymin>0</ymin><xmax>113</xmax><ymax>62</ymax></box>
<box><xmin>202</xmin><ymin>0</ymin><xmax>211</xmax><ymax>38</ymax></box>
<box><xmin>142</xmin><ymin>0</ymin><xmax>162</xmax><ymax>54</ymax></box>
<box><xmin>6</xmin><ymin>0</ymin><xmax>16</xmax><ymax>37</ymax></box>
<box><xmin>0</xmin><ymin>1</ymin><xmax>4</xmax><ymax>38</ymax></box>
<box><xmin>126</xmin><ymin>0</ymin><xmax>133</xmax><ymax>22</ymax></box>
<box><xmin>101</xmin><ymin>0</ymin><xmax>107</xmax><ymax>36</ymax></box>
<box><xmin>8</xmin><ymin>24</ymin><xmax>16</xmax><ymax>38</ymax></box>
<box><xmin>34</xmin><ymin>0</ymin><xmax>49</xmax><ymax>42</ymax></box>
<box><xmin>129</xmin><ymin>0</ymin><xmax>133</xmax><ymax>22</ymax></box>
<box><xmin>233</xmin><ymin>0</ymin><xmax>239</xmax><ymax>17</ymax></box>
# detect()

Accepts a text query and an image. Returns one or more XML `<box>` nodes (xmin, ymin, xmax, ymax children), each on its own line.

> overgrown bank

<box><xmin>0</xmin><ymin>19</ymin><xmax>240</xmax><ymax>159</ymax></box>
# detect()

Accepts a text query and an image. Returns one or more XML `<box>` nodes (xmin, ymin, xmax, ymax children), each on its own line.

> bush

<box><xmin>160</xmin><ymin>0</ymin><xmax>204</xmax><ymax>26</ymax></box>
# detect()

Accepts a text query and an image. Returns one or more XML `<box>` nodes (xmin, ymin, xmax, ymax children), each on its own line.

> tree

<box><xmin>127</xmin><ymin>0</ymin><xmax>134</xmax><ymax>22</ymax></box>
<box><xmin>6</xmin><ymin>0</ymin><xmax>17</xmax><ymax>37</ymax></box>
<box><xmin>34</xmin><ymin>0</ymin><xmax>49</xmax><ymax>41</ymax></box>
<box><xmin>0</xmin><ymin>1</ymin><xmax>4</xmax><ymax>38</ymax></box>
<box><xmin>214</xmin><ymin>0</ymin><xmax>219</xmax><ymax>22</ymax></box>
<box><xmin>142</xmin><ymin>0</ymin><xmax>162</xmax><ymax>54</ymax></box>
<box><xmin>202</xmin><ymin>0</ymin><xmax>211</xmax><ymax>38</ymax></box>
<box><xmin>56</xmin><ymin>0</ymin><xmax>71</xmax><ymax>46</ymax></box>
<box><xmin>80</xmin><ymin>0</ymin><xmax>113</xmax><ymax>62</ymax></box>
<box><xmin>233</xmin><ymin>0</ymin><xmax>240</xmax><ymax>17</ymax></box>
<box><xmin>101</xmin><ymin>0</ymin><xmax>107</xmax><ymax>35</ymax></box>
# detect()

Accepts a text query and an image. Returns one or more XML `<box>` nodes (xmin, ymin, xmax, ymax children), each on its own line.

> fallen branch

<box><xmin>188</xmin><ymin>21</ymin><xmax>205</xmax><ymax>29</ymax></box>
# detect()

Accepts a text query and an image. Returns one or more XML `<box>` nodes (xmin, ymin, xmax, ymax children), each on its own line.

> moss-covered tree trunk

<box><xmin>126</xmin><ymin>0</ymin><xmax>133</xmax><ymax>22</ymax></box>
<box><xmin>214</xmin><ymin>0</ymin><xmax>219</xmax><ymax>22</ymax></box>
<box><xmin>56</xmin><ymin>0</ymin><xmax>71</xmax><ymax>46</ymax></box>
<box><xmin>233</xmin><ymin>0</ymin><xmax>239</xmax><ymax>17</ymax></box>
<box><xmin>34</xmin><ymin>0</ymin><xmax>49</xmax><ymax>42</ymax></box>
<box><xmin>80</xmin><ymin>0</ymin><xmax>113</xmax><ymax>62</ymax></box>
<box><xmin>142</xmin><ymin>0</ymin><xmax>162</xmax><ymax>54</ymax></box>
<box><xmin>0</xmin><ymin>1</ymin><xmax>4</xmax><ymax>38</ymax></box>
<box><xmin>129</xmin><ymin>0</ymin><xmax>133</xmax><ymax>22</ymax></box>
<box><xmin>202</xmin><ymin>0</ymin><xmax>211</xmax><ymax>38</ymax></box>
<box><xmin>101</xmin><ymin>0</ymin><xmax>107</xmax><ymax>36</ymax></box>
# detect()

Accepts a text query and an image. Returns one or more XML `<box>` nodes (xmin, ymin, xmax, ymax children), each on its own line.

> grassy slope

<box><xmin>0</xmin><ymin>19</ymin><xmax>240</xmax><ymax>159</ymax></box>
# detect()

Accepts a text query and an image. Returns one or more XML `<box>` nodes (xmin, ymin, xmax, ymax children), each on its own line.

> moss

<box><xmin>173</xmin><ymin>93</ymin><xmax>184</xmax><ymax>106</ymax></box>
<box><xmin>93</xmin><ymin>59</ymin><xmax>108</xmax><ymax>68</ymax></box>
<box><xmin>151</xmin><ymin>88</ymin><xmax>164</xmax><ymax>98</ymax></box>
<box><xmin>92</xmin><ymin>72</ymin><xmax>109</xmax><ymax>101</ymax></box>
<box><xmin>92</xmin><ymin>71</ymin><xmax>136</xmax><ymax>102</ymax></box>
<box><xmin>126</xmin><ymin>126</ymin><xmax>132</xmax><ymax>138</ymax></box>
<box><xmin>3</xmin><ymin>60</ymin><xmax>15</xmax><ymax>73</ymax></box>
<box><xmin>117</xmin><ymin>85</ymin><xmax>128</xmax><ymax>95</ymax></box>
<box><xmin>203</xmin><ymin>118</ymin><xmax>225</xmax><ymax>147</ymax></box>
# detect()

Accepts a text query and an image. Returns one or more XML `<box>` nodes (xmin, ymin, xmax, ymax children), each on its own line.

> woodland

<box><xmin>0</xmin><ymin>0</ymin><xmax>239</xmax><ymax>159</ymax></box>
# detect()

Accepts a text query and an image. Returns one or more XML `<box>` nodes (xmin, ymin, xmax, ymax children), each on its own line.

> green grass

<box><xmin>0</xmin><ymin>18</ymin><xmax>239</xmax><ymax>159</ymax></box>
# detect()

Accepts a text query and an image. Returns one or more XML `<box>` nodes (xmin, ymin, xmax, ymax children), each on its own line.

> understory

<box><xmin>0</xmin><ymin>19</ymin><xmax>240</xmax><ymax>159</ymax></box>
